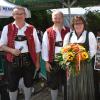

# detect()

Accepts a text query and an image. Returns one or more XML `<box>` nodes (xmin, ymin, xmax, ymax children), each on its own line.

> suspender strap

<box><xmin>68</xmin><ymin>32</ymin><xmax>73</xmax><ymax>43</ymax></box>
<box><xmin>84</xmin><ymin>31</ymin><xmax>89</xmax><ymax>51</ymax></box>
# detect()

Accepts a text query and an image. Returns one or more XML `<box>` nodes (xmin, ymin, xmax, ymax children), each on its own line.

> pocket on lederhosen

<box><xmin>12</xmin><ymin>56</ymin><xmax>20</xmax><ymax>68</ymax></box>
<box><xmin>22</xmin><ymin>53</ymin><xmax>32</xmax><ymax>66</ymax></box>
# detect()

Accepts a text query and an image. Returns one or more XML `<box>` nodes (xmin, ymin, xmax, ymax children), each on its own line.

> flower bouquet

<box><xmin>55</xmin><ymin>43</ymin><xmax>90</xmax><ymax>77</ymax></box>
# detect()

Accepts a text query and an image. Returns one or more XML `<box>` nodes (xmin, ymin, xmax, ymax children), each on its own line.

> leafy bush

<box><xmin>85</xmin><ymin>11</ymin><xmax>100</xmax><ymax>36</ymax></box>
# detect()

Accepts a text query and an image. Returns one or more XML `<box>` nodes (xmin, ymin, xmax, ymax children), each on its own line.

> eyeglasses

<box><xmin>74</xmin><ymin>23</ymin><xmax>83</xmax><ymax>25</ymax></box>
<box><xmin>13</xmin><ymin>13</ymin><xmax>25</xmax><ymax>15</ymax></box>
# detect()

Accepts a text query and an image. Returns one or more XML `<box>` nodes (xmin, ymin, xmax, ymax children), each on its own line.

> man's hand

<box><xmin>11</xmin><ymin>49</ymin><xmax>21</xmax><ymax>56</ymax></box>
<box><xmin>1</xmin><ymin>45</ymin><xmax>21</xmax><ymax>56</ymax></box>
<box><xmin>35</xmin><ymin>62</ymin><xmax>40</xmax><ymax>71</ymax></box>
<box><xmin>35</xmin><ymin>53</ymin><xmax>40</xmax><ymax>71</ymax></box>
<box><xmin>45</xmin><ymin>62</ymin><xmax>52</xmax><ymax>72</ymax></box>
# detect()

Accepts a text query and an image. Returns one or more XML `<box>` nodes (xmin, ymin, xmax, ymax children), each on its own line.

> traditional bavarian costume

<box><xmin>42</xmin><ymin>26</ymin><xmax>70</xmax><ymax>100</ymax></box>
<box><xmin>0</xmin><ymin>22</ymin><xmax>41</xmax><ymax>92</ymax></box>
<box><xmin>63</xmin><ymin>30</ymin><xmax>97</xmax><ymax>100</ymax></box>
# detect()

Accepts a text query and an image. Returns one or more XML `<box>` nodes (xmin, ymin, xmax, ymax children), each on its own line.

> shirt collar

<box><xmin>73</xmin><ymin>30</ymin><xmax>86</xmax><ymax>35</ymax></box>
<box><xmin>12</xmin><ymin>21</ymin><xmax>29</xmax><ymax>29</ymax></box>
<box><xmin>52</xmin><ymin>25</ymin><xmax>65</xmax><ymax>32</ymax></box>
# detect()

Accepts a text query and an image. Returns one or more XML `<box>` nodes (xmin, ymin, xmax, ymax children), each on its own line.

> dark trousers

<box><xmin>94</xmin><ymin>70</ymin><xmax>100</xmax><ymax>100</ymax></box>
<box><xmin>47</xmin><ymin>61</ymin><xmax>67</xmax><ymax>100</ymax></box>
<box><xmin>92</xmin><ymin>56</ymin><xmax>100</xmax><ymax>100</ymax></box>
<box><xmin>47</xmin><ymin>61</ymin><xmax>66</xmax><ymax>89</ymax></box>
<box><xmin>0</xmin><ymin>80</ymin><xmax>10</xmax><ymax>100</ymax></box>
<box><xmin>6</xmin><ymin>53</ymin><xmax>35</xmax><ymax>92</ymax></box>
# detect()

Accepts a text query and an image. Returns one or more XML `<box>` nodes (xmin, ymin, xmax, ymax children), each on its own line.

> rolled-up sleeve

<box><xmin>89</xmin><ymin>32</ymin><xmax>97</xmax><ymax>58</ymax></box>
<box><xmin>33</xmin><ymin>28</ymin><xmax>41</xmax><ymax>53</ymax></box>
<box><xmin>0</xmin><ymin>25</ymin><xmax>8</xmax><ymax>47</ymax></box>
<box><xmin>42</xmin><ymin>31</ymin><xmax>49</xmax><ymax>61</ymax></box>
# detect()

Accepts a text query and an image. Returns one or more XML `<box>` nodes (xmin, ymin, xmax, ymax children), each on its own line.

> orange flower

<box><xmin>67</xmin><ymin>52</ymin><xmax>75</xmax><ymax>61</ymax></box>
<box><xmin>70</xmin><ymin>44</ymin><xmax>79</xmax><ymax>52</ymax></box>
<box><xmin>61</xmin><ymin>45</ymin><xmax>71</xmax><ymax>54</ymax></box>
<box><xmin>72</xmin><ymin>46</ymin><xmax>80</xmax><ymax>52</ymax></box>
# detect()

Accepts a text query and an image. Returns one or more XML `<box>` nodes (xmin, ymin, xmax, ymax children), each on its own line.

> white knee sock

<box><xmin>62</xmin><ymin>86</ymin><xmax>64</xmax><ymax>94</ymax></box>
<box><xmin>24</xmin><ymin>86</ymin><xmax>32</xmax><ymax>100</ymax></box>
<box><xmin>9</xmin><ymin>91</ymin><xmax>18</xmax><ymax>100</ymax></box>
<box><xmin>51</xmin><ymin>89</ymin><xmax>58</xmax><ymax>100</ymax></box>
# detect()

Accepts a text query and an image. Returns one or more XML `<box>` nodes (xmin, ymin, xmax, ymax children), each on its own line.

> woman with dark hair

<box><xmin>63</xmin><ymin>16</ymin><xmax>97</xmax><ymax>100</ymax></box>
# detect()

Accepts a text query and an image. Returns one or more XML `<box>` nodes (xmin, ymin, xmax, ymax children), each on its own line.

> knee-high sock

<box><xmin>24</xmin><ymin>86</ymin><xmax>32</xmax><ymax>100</ymax></box>
<box><xmin>62</xmin><ymin>86</ymin><xmax>64</xmax><ymax>94</ymax></box>
<box><xmin>9</xmin><ymin>91</ymin><xmax>18</xmax><ymax>100</ymax></box>
<box><xmin>51</xmin><ymin>89</ymin><xmax>58</xmax><ymax>100</ymax></box>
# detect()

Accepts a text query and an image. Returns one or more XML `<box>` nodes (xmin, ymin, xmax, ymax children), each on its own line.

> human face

<box><xmin>74</xmin><ymin>20</ymin><xmax>84</xmax><ymax>34</ymax></box>
<box><xmin>13</xmin><ymin>9</ymin><xmax>26</xmax><ymax>22</ymax></box>
<box><xmin>52</xmin><ymin>12</ymin><xmax>64</xmax><ymax>24</ymax></box>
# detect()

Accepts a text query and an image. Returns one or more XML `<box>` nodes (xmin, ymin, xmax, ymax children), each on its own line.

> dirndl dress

<box><xmin>67</xmin><ymin>61</ymin><xmax>95</xmax><ymax>100</ymax></box>
<box><xmin>67</xmin><ymin>32</ymin><xmax>95</xmax><ymax>100</ymax></box>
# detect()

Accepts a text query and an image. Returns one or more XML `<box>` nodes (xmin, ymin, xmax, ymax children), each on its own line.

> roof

<box><xmin>51</xmin><ymin>7</ymin><xmax>86</xmax><ymax>15</ymax></box>
<box><xmin>85</xmin><ymin>6</ymin><xmax>100</xmax><ymax>12</ymax></box>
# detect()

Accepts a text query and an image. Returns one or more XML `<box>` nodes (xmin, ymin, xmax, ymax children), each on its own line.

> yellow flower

<box><xmin>81</xmin><ymin>52</ymin><xmax>89</xmax><ymax>60</ymax></box>
<box><xmin>55</xmin><ymin>43</ymin><xmax>90</xmax><ymax>77</ymax></box>
<box><xmin>67</xmin><ymin>52</ymin><xmax>75</xmax><ymax>61</ymax></box>
<box><xmin>78</xmin><ymin>45</ymin><xmax>86</xmax><ymax>51</ymax></box>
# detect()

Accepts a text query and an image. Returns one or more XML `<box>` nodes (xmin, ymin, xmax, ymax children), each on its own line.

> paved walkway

<box><xmin>18</xmin><ymin>78</ymin><xmax>63</xmax><ymax>100</ymax></box>
<box><xmin>31</xmin><ymin>87</ymin><xmax>63</xmax><ymax>100</ymax></box>
<box><xmin>19</xmin><ymin>87</ymin><xmax>63</xmax><ymax>100</ymax></box>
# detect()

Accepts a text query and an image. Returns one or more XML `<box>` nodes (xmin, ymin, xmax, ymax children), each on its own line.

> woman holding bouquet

<box><xmin>63</xmin><ymin>16</ymin><xmax>97</xmax><ymax>100</ymax></box>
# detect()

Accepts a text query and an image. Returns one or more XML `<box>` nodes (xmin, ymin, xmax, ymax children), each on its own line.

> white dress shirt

<box><xmin>0</xmin><ymin>22</ymin><xmax>41</xmax><ymax>53</ymax></box>
<box><xmin>42</xmin><ymin>27</ymin><xmax>65</xmax><ymax>61</ymax></box>
<box><xmin>63</xmin><ymin>30</ymin><xmax>97</xmax><ymax>58</ymax></box>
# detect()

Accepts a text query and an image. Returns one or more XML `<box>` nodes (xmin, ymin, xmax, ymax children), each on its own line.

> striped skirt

<box><xmin>67</xmin><ymin>61</ymin><xmax>95</xmax><ymax>100</ymax></box>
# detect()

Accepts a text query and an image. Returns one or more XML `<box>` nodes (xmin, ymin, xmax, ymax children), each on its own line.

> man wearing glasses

<box><xmin>0</xmin><ymin>6</ymin><xmax>41</xmax><ymax>100</ymax></box>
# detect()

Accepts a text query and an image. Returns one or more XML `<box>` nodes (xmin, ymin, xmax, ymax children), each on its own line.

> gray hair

<box><xmin>52</xmin><ymin>10</ymin><xmax>64</xmax><ymax>18</ymax></box>
<box><xmin>12</xmin><ymin>6</ymin><xmax>26</xmax><ymax>14</ymax></box>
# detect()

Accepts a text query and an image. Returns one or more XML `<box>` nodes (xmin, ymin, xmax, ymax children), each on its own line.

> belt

<box><xmin>13</xmin><ymin>53</ymin><xmax>31</xmax><ymax>63</ymax></box>
<box><xmin>15</xmin><ymin>35</ymin><xmax>27</xmax><ymax>41</ymax></box>
<box><xmin>55</xmin><ymin>41</ymin><xmax>63</xmax><ymax>47</ymax></box>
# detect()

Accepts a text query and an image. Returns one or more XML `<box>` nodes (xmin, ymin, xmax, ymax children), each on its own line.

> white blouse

<box><xmin>0</xmin><ymin>22</ymin><xmax>41</xmax><ymax>53</ymax></box>
<box><xmin>63</xmin><ymin>30</ymin><xmax>97</xmax><ymax>58</ymax></box>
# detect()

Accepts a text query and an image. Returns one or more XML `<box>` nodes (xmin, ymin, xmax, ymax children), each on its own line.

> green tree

<box><xmin>26</xmin><ymin>10</ymin><xmax>52</xmax><ymax>32</ymax></box>
<box><xmin>85</xmin><ymin>11</ymin><xmax>100</xmax><ymax>35</ymax></box>
<box><xmin>64</xmin><ymin>0</ymin><xmax>100</xmax><ymax>7</ymax></box>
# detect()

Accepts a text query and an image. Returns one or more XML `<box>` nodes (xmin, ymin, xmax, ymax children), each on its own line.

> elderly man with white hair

<box><xmin>42</xmin><ymin>10</ymin><xmax>70</xmax><ymax>100</ymax></box>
